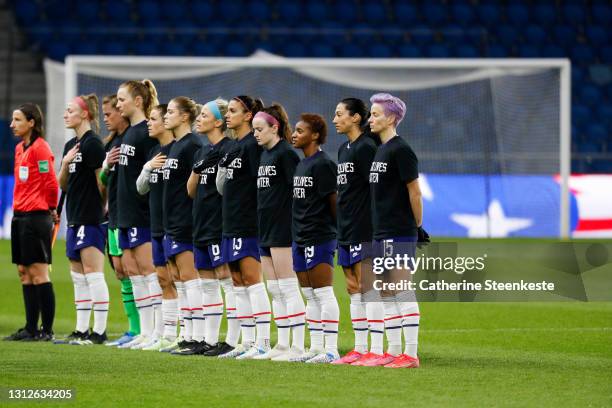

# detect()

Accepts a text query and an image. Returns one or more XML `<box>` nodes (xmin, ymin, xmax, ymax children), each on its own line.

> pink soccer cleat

<box><xmin>384</xmin><ymin>354</ymin><xmax>420</xmax><ymax>368</ymax></box>
<box><xmin>331</xmin><ymin>350</ymin><xmax>363</xmax><ymax>365</ymax></box>
<box><xmin>350</xmin><ymin>352</ymin><xmax>383</xmax><ymax>366</ymax></box>
<box><xmin>360</xmin><ymin>352</ymin><xmax>397</xmax><ymax>367</ymax></box>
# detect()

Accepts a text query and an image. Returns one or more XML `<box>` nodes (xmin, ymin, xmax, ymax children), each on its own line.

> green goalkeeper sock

<box><xmin>121</xmin><ymin>278</ymin><xmax>140</xmax><ymax>335</ymax></box>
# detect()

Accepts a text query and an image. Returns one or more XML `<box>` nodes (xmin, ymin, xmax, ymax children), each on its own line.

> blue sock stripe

<box><xmin>76</xmin><ymin>308</ymin><xmax>91</xmax><ymax>311</ymax></box>
<box><xmin>203</xmin><ymin>313</ymin><xmax>224</xmax><ymax>317</ymax></box>
<box><xmin>402</xmin><ymin>323</ymin><xmax>420</xmax><ymax>327</ymax></box>
<box><xmin>290</xmin><ymin>323</ymin><xmax>305</xmax><ymax>328</ymax></box>
<box><xmin>256</xmin><ymin>321</ymin><xmax>270</xmax><ymax>324</ymax></box>
<box><xmin>276</xmin><ymin>324</ymin><xmax>290</xmax><ymax>329</ymax></box>
<box><xmin>353</xmin><ymin>328</ymin><xmax>368</xmax><ymax>331</ymax></box>
<box><xmin>308</xmin><ymin>328</ymin><xmax>322</xmax><ymax>332</ymax></box>
<box><xmin>226</xmin><ymin>317</ymin><xmax>237</xmax><ymax>319</ymax></box>
<box><xmin>385</xmin><ymin>325</ymin><xmax>402</xmax><ymax>330</ymax></box>
<box><xmin>369</xmin><ymin>329</ymin><xmax>384</xmax><ymax>334</ymax></box>
<box><xmin>241</xmin><ymin>324</ymin><xmax>256</xmax><ymax>328</ymax></box>
<box><xmin>137</xmin><ymin>304</ymin><xmax>153</xmax><ymax>309</ymax></box>
<box><xmin>323</xmin><ymin>330</ymin><xmax>338</xmax><ymax>334</ymax></box>
<box><xmin>93</xmin><ymin>309</ymin><xmax>109</xmax><ymax>312</ymax></box>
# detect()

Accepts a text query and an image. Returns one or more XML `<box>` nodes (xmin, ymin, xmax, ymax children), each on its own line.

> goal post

<box><xmin>53</xmin><ymin>54</ymin><xmax>570</xmax><ymax>238</ymax></box>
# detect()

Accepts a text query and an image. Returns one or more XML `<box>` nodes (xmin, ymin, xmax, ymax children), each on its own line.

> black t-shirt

<box><xmin>337</xmin><ymin>134</ymin><xmax>377</xmax><ymax>245</ymax></box>
<box><xmin>292</xmin><ymin>150</ymin><xmax>337</xmax><ymax>246</ymax></box>
<box><xmin>117</xmin><ymin>120</ymin><xmax>157</xmax><ymax>228</ymax></box>
<box><xmin>62</xmin><ymin>130</ymin><xmax>106</xmax><ymax>225</ymax></box>
<box><xmin>104</xmin><ymin>129</ymin><xmax>127</xmax><ymax>229</ymax></box>
<box><xmin>257</xmin><ymin>139</ymin><xmax>300</xmax><ymax>247</ymax></box>
<box><xmin>148</xmin><ymin>141</ymin><xmax>174</xmax><ymax>238</ymax></box>
<box><xmin>369</xmin><ymin>136</ymin><xmax>419</xmax><ymax>239</ymax></box>
<box><xmin>222</xmin><ymin>132</ymin><xmax>262</xmax><ymax>238</ymax></box>
<box><xmin>163</xmin><ymin>133</ymin><xmax>203</xmax><ymax>242</ymax></box>
<box><xmin>193</xmin><ymin>137</ymin><xmax>234</xmax><ymax>246</ymax></box>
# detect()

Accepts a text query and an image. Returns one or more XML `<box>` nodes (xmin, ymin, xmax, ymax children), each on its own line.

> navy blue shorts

<box><xmin>165</xmin><ymin>236</ymin><xmax>193</xmax><ymax>259</ymax></box>
<box><xmin>66</xmin><ymin>224</ymin><xmax>108</xmax><ymax>261</ymax></box>
<box><xmin>292</xmin><ymin>240</ymin><xmax>336</xmax><ymax>272</ymax></box>
<box><xmin>222</xmin><ymin>237</ymin><xmax>260</xmax><ymax>263</ymax></box>
<box><xmin>337</xmin><ymin>243</ymin><xmax>363</xmax><ymax>267</ymax></box>
<box><xmin>371</xmin><ymin>236</ymin><xmax>418</xmax><ymax>271</ymax></box>
<box><xmin>151</xmin><ymin>236</ymin><xmax>167</xmax><ymax>267</ymax></box>
<box><xmin>194</xmin><ymin>243</ymin><xmax>225</xmax><ymax>270</ymax></box>
<box><xmin>118</xmin><ymin>227</ymin><xmax>151</xmax><ymax>250</ymax></box>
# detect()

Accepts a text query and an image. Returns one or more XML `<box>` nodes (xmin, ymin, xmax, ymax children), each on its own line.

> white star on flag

<box><xmin>450</xmin><ymin>200</ymin><xmax>533</xmax><ymax>237</ymax></box>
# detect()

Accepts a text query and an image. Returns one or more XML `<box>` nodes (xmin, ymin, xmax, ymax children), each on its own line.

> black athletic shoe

<box><xmin>172</xmin><ymin>340</ymin><xmax>213</xmax><ymax>355</ymax></box>
<box><xmin>3</xmin><ymin>327</ymin><xmax>37</xmax><ymax>341</ymax></box>
<box><xmin>87</xmin><ymin>332</ymin><xmax>108</xmax><ymax>345</ymax></box>
<box><xmin>53</xmin><ymin>330</ymin><xmax>88</xmax><ymax>345</ymax></box>
<box><xmin>203</xmin><ymin>341</ymin><xmax>234</xmax><ymax>357</ymax></box>
<box><xmin>177</xmin><ymin>339</ymin><xmax>191</xmax><ymax>349</ymax></box>
<box><xmin>171</xmin><ymin>340</ymin><xmax>197</xmax><ymax>355</ymax></box>
<box><xmin>36</xmin><ymin>331</ymin><xmax>55</xmax><ymax>342</ymax></box>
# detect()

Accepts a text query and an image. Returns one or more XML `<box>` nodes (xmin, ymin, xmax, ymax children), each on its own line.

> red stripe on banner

<box><xmin>351</xmin><ymin>318</ymin><xmax>367</xmax><ymax>322</ymax></box>
<box><xmin>385</xmin><ymin>315</ymin><xmax>403</xmax><ymax>321</ymax></box>
<box><xmin>75</xmin><ymin>299</ymin><xmax>92</xmax><ymax>303</ymax></box>
<box><xmin>322</xmin><ymin>319</ymin><xmax>339</xmax><ymax>323</ymax></box>
<box><xmin>576</xmin><ymin>218</ymin><xmax>612</xmax><ymax>231</ymax></box>
<box><xmin>274</xmin><ymin>315</ymin><xmax>289</xmax><ymax>321</ymax></box>
<box><xmin>203</xmin><ymin>303</ymin><xmax>224</xmax><ymax>308</ymax></box>
<box><xmin>368</xmin><ymin>319</ymin><xmax>384</xmax><ymax>323</ymax></box>
<box><xmin>253</xmin><ymin>311</ymin><xmax>272</xmax><ymax>316</ymax></box>
<box><xmin>402</xmin><ymin>313</ymin><xmax>420</xmax><ymax>317</ymax></box>
<box><xmin>286</xmin><ymin>312</ymin><xmax>306</xmax><ymax>318</ymax></box>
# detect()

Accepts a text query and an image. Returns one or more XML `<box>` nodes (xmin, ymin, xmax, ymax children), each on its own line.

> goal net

<box><xmin>45</xmin><ymin>51</ymin><xmax>570</xmax><ymax>238</ymax></box>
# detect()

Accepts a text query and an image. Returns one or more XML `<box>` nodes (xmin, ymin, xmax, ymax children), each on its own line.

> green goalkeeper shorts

<box><xmin>108</xmin><ymin>228</ymin><xmax>123</xmax><ymax>257</ymax></box>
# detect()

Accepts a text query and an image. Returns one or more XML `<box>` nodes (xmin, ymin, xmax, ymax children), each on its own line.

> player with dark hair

<box><xmin>290</xmin><ymin>113</ymin><xmax>340</xmax><ymax>363</ymax></box>
<box><xmin>57</xmin><ymin>94</ymin><xmax>109</xmax><ymax>345</ymax></box>
<box><xmin>5</xmin><ymin>103</ymin><xmax>58</xmax><ymax>342</ymax></box>
<box><xmin>252</xmin><ymin>103</ymin><xmax>306</xmax><ymax>361</ymax></box>
<box><xmin>216</xmin><ymin>95</ymin><xmax>273</xmax><ymax>359</ymax></box>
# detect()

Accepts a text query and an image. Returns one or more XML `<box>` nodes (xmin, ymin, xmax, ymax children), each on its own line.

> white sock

<box><xmin>267</xmin><ymin>280</ymin><xmax>289</xmax><ymax>348</ymax></box>
<box><xmin>185</xmin><ymin>278</ymin><xmax>205</xmax><ymax>342</ymax></box>
<box><xmin>234</xmin><ymin>286</ymin><xmax>255</xmax><ymax>346</ymax></box>
<box><xmin>201</xmin><ymin>278</ymin><xmax>223</xmax><ymax>345</ymax></box>
<box><xmin>398</xmin><ymin>301</ymin><xmax>420</xmax><ymax>357</ymax></box>
<box><xmin>350</xmin><ymin>293</ymin><xmax>368</xmax><ymax>353</ymax></box>
<box><xmin>146</xmin><ymin>273</ymin><xmax>163</xmax><ymax>338</ymax></box>
<box><xmin>131</xmin><ymin>275</ymin><xmax>153</xmax><ymax>337</ymax></box>
<box><xmin>161</xmin><ymin>298</ymin><xmax>178</xmax><ymax>340</ymax></box>
<box><xmin>384</xmin><ymin>301</ymin><xmax>402</xmax><ymax>356</ymax></box>
<box><xmin>279</xmin><ymin>278</ymin><xmax>305</xmax><ymax>351</ymax></box>
<box><xmin>302</xmin><ymin>287</ymin><xmax>323</xmax><ymax>351</ymax></box>
<box><xmin>314</xmin><ymin>286</ymin><xmax>339</xmax><ymax>354</ymax></box>
<box><xmin>71</xmin><ymin>271</ymin><xmax>91</xmax><ymax>333</ymax></box>
<box><xmin>220</xmin><ymin>278</ymin><xmax>239</xmax><ymax>347</ymax></box>
<box><xmin>366</xmin><ymin>301</ymin><xmax>385</xmax><ymax>355</ymax></box>
<box><xmin>247</xmin><ymin>282</ymin><xmax>271</xmax><ymax>348</ymax></box>
<box><xmin>85</xmin><ymin>272</ymin><xmax>109</xmax><ymax>335</ymax></box>
<box><xmin>175</xmin><ymin>281</ymin><xmax>191</xmax><ymax>341</ymax></box>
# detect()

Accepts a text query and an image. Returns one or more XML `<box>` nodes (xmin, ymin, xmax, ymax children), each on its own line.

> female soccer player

<box><xmin>290</xmin><ymin>113</ymin><xmax>339</xmax><ymax>364</ymax></box>
<box><xmin>136</xmin><ymin>104</ymin><xmax>179</xmax><ymax>351</ymax></box>
<box><xmin>330</xmin><ymin>98</ymin><xmax>384</xmax><ymax>366</ymax></box>
<box><xmin>187</xmin><ymin>99</ymin><xmax>239</xmax><ymax>357</ymax></box>
<box><xmin>217</xmin><ymin>95</ymin><xmax>272</xmax><ymax>359</ymax></box>
<box><xmin>252</xmin><ymin>104</ymin><xmax>306</xmax><ymax>361</ymax></box>
<box><xmin>98</xmin><ymin>94</ymin><xmax>140</xmax><ymax>347</ymax></box>
<box><xmin>161</xmin><ymin>97</ymin><xmax>206</xmax><ymax>355</ymax></box>
<box><xmin>58</xmin><ymin>94</ymin><xmax>109</xmax><ymax>345</ymax></box>
<box><xmin>5</xmin><ymin>103</ymin><xmax>58</xmax><ymax>342</ymax></box>
<box><xmin>368</xmin><ymin>93</ymin><xmax>422</xmax><ymax>368</ymax></box>
<box><xmin>115</xmin><ymin>80</ymin><xmax>163</xmax><ymax>350</ymax></box>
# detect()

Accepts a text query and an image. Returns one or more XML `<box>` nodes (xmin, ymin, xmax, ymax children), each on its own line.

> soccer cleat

<box><xmin>3</xmin><ymin>328</ymin><xmax>30</xmax><ymax>341</ymax></box>
<box><xmin>159</xmin><ymin>337</ymin><xmax>182</xmax><ymax>353</ymax></box>
<box><xmin>132</xmin><ymin>336</ymin><xmax>158</xmax><ymax>350</ymax></box>
<box><xmin>203</xmin><ymin>341</ymin><xmax>234</xmax><ymax>357</ymax></box>
<box><xmin>305</xmin><ymin>351</ymin><xmax>340</xmax><ymax>364</ymax></box>
<box><xmin>252</xmin><ymin>344</ymin><xmax>287</xmax><ymax>360</ymax></box>
<box><xmin>118</xmin><ymin>334</ymin><xmax>147</xmax><ymax>349</ymax></box>
<box><xmin>288</xmin><ymin>348</ymin><xmax>324</xmax><ymax>363</ymax></box>
<box><xmin>171</xmin><ymin>341</ymin><xmax>212</xmax><ymax>355</ymax></box>
<box><xmin>354</xmin><ymin>352</ymin><xmax>396</xmax><ymax>367</ymax></box>
<box><xmin>218</xmin><ymin>343</ymin><xmax>248</xmax><ymax>359</ymax></box>
<box><xmin>142</xmin><ymin>337</ymin><xmax>173</xmax><ymax>351</ymax></box>
<box><xmin>271</xmin><ymin>347</ymin><xmax>305</xmax><ymax>362</ymax></box>
<box><xmin>331</xmin><ymin>350</ymin><xmax>363</xmax><ymax>365</ymax></box>
<box><xmin>350</xmin><ymin>352</ymin><xmax>384</xmax><ymax>366</ymax></box>
<box><xmin>53</xmin><ymin>330</ymin><xmax>88</xmax><ymax>345</ymax></box>
<box><xmin>237</xmin><ymin>345</ymin><xmax>271</xmax><ymax>360</ymax></box>
<box><xmin>384</xmin><ymin>354</ymin><xmax>420</xmax><ymax>368</ymax></box>
<box><xmin>36</xmin><ymin>331</ymin><xmax>55</xmax><ymax>342</ymax></box>
<box><xmin>87</xmin><ymin>332</ymin><xmax>108</xmax><ymax>345</ymax></box>
<box><xmin>105</xmin><ymin>332</ymin><xmax>135</xmax><ymax>347</ymax></box>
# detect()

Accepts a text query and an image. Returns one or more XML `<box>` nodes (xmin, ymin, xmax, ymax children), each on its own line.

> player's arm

<box><xmin>187</xmin><ymin>171</ymin><xmax>198</xmax><ymax>199</ymax></box>
<box><xmin>407</xmin><ymin>179</ymin><xmax>422</xmax><ymax>227</ymax></box>
<box><xmin>58</xmin><ymin>144</ymin><xmax>78</xmax><ymax>191</ymax></box>
<box><xmin>95</xmin><ymin>167</ymin><xmax>107</xmax><ymax>203</ymax></box>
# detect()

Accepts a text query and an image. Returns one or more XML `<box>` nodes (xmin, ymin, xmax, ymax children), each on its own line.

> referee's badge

<box><xmin>19</xmin><ymin>165</ymin><xmax>29</xmax><ymax>182</ymax></box>
<box><xmin>38</xmin><ymin>160</ymin><xmax>49</xmax><ymax>173</ymax></box>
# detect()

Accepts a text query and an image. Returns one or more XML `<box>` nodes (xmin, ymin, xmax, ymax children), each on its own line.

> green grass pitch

<box><xmin>1</xmin><ymin>239</ymin><xmax>611</xmax><ymax>407</ymax></box>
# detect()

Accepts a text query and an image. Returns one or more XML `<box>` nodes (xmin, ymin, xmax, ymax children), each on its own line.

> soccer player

<box><xmin>330</xmin><ymin>98</ymin><xmax>384</xmax><ymax>366</ymax></box>
<box><xmin>57</xmin><ymin>94</ymin><xmax>109</xmax><ymax>345</ymax></box>
<box><xmin>290</xmin><ymin>113</ymin><xmax>340</xmax><ymax>363</ymax></box>
<box><xmin>135</xmin><ymin>104</ymin><xmax>179</xmax><ymax>351</ymax></box>
<box><xmin>5</xmin><ymin>103</ymin><xmax>58</xmax><ymax>342</ymax></box>
<box><xmin>115</xmin><ymin>80</ymin><xmax>162</xmax><ymax>350</ymax></box>
<box><xmin>160</xmin><ymin>97</ymin><xmax>206</xmax><ymax>355</ymax></box>
<box><xmin>187</xmin><ymin>99</ymin><xmax>238</xmax><ymax>357</ymax></box>
<box><xmin>98</xmin><ymin>94</ymin><xmax>140</xmax><ymax>347</ymax></box>
<box><xmin>253</xmin><ymin>104</ymin><xmax>306</xmax><ymax>361</ymax></box>
<box><xmin>216</xmin><ymin>95</ymin><xmax>272</xmax><ymax>359</ymax></box>
<box><xmin>368</xmin><ymin>93</ymin><xmax>422</xmax><ymax>368</ymax></box>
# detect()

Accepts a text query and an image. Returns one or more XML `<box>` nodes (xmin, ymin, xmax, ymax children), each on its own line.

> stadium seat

<box><xmin>486</xmin><ymin>44</ymin><xmax>509</xmax><ymax>58</ymax></box>
<box><xmin>161</xmin><ymin>2</ymin><xmax>187</xmax><ymax>22</ymax></box>
<box><xmin>422</xmin><ymin>4</ymin><xmax>447</xmax><ymax>25</ymax></box>
<box><xmin>393</xmin><ymin>3</ymin><xmax>418</xmax><ymax>24</ymax></box>
<box><xmin>367</xmin><ymin>44</ymin><xmax>393</xmax><ymax>58</ymax></box>
<box><xmin>282</xmin><ymin>42</ymin><xmax>307</xmax><ymax>58</ymax></box>
<box><xmin>398</xmin><ymin>44</ymin><xmax>421</xmax><ymax>58</ymax></box>
<box><xmin>571</xmin><ymin>45</ymin><xmax>595</xmax><ymax>63</ymax></box>
<box><xmin>104</xmin><ymin>0</ymin><xmax>131</xmax><ymax>19</ymax></box>
<box><xmin>542</xmin><ymin>45</ymin><xmax>565</xmax><ymax>58</ymax></box>
<box><xmin>597</xmin><ymin>104</ymin><xmax>612</xmax><ymax>126</ymax></box>
<box><xmin>585</xmin><ymin>26</ymin><xmax>608</xmax><ymax>46</ymax></box>
<box><xmin>310</xmin><ymin>44</ymin><xmax>335</xmax><ymax>58</ymax></box>
<box><xmin>362</xmin><ymin>2</ymin><xmax>387</xmax><ymax>24</ymax></box>
<box><xmin>524</xmin><ymin>25</ymin><xmax>548</xmax><ymax>45</ymax></box>
<box><xmin>73</xmin><ymin>40</ymin><xmax>100</xmax><ymax>55</ymax></box>
<box><xmin>562</xmin><ymin>4</ymin><xmax>586</xmax><ymax>25</ymax></box>
<box><xmin>102</xmin><ymin>41</ymin><xmax>128</xmax><ymax>55</ymax></box>
<box><xmin>452</xmin><ymin>4</ymin><xmax>476</xmax><ymax>25</ymax></box>
<box><xmin>192</xmin><ymin>41</ymin><xmax>217</xmax><ymax>56</ymax></box>
<box><xmin>572</xmin><ymin>104</ymin><xmax>589</xmax><ymax>127</ymax></box>
<box><xmin>506</xmin><ymin>4</ymin><xmax>530</xmax><ymax>25</ymax></box>
<box><xmin>138</xmin><ymin>1</ymin><xmax>162</xmax><ymax>22</ymax></box>
<box><xmin>553</xmin><ymin>25</ymin><xmax>576</xmax><ymax>47</ymax></box>
<box><xmin>47</xmin><ymin>42</ymin><xmax>71</xmax><ymax>61</ymax></box>
<box><xmin>218</xmin><ymin>1</ymin><xmax>243</xmax><ymax>22</ymax></box>
<box><xmin>580</xmin><ymin>85</ymin><xmax>602</xmax><ymax>107</ymax></box>
<box><xmin>248</xmin><ymin>1</ymin><xmax>270</xmax><ymax>23</ymax></box>
<box><xmin>477</xmin><ymin>4</ymin><xmax>500</xmax><ymax>25</ymax></box>
<box><xmin>586</xmin><ymin>124</ymin><xmax>608</xmax><ymax>143</ymax></box>
<box><xmin>14</xmin><ymin>2</ymin><xmax>39</xmax><ymax>24</ymax></box>
<box><xmin>340</xmin><ymin>43</ymin><xmax>364</xmax><ymax>58</ymax></box>
<box><xmin>455</xmin><ymin>44</ymin><xmax>479</xmax><ymax>58</ymax></box>
<box><xmin>519</xmin><ymin>45</ymin><xmax>540</xmax><ymax>58</ymax></box>
<box><xmin>532</xmin><ymin>4</ymin><xmax>557</xmax><ymax>26</ymax></box>
<box><xmin>591</xmin><ymin>4</ymin><xmax>612</xmax><ymax>25</ymax></box>
<box><xmin>591</xmin><ymin>160</ymin><xmax>612</xmax><ymax>173</ymax></box>
<box><xmin>411</xmin><ymin>25</ymin><xmax>435</xmax><ymax>46</ymax></box>
<box><xmin>306</xmin><ymin>2</ymin><xmax>329</xmax><ymax>22</ymax></box>
<box><xmin>191</xmin><ymin>2</ymin><xmax>213</xmax><ymax>20</ymax></box>
<box><xmin>497</xmin><ymin>25</ymin><xmax>519</xmax><ymax>47</ymax></box>
<box><xmin>426</xmin><ymin>44</ymin><xmax>450</xmax><ymax>58</ymax></box>
<box><xmin>578</xmin><ymin>141</ymin><xmax>600</xmax><ymax>153</ymax></box>
<box><xmin>76</xmin><ymin>2</ymin><xmax>100</xmax><ymax>23</ymax></box>
<box><xmin>277</xmin><ymin>2</ymin><xmax>302</xmax><ymax>24</ymax></box>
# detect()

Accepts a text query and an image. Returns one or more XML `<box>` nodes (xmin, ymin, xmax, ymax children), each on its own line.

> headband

<box><xmin>232</xmin><ymin>96</ymin><xmax>250</xmax><ymax>112</ymax></box>
<box><xmin>253</xmin><ymin>111</ymin><xmax>279</xmax><ymax>128</ymax></box>
<box><xmin>205</xmin><ymin>101</ymin><xmax>223</xmax><ymax>120</ymax></box>
<box><xmin>73</xmin><ymin>97</ymin><xmax>91</xmax><ymax>119</ymax></box>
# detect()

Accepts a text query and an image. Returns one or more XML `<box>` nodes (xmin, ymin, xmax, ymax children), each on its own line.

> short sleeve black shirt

<box><xmin>148</xmin><ymin>141</ymin><xmax>174</xmax><ymax>237</ymax></box>
<box><xmin>104</xmin><ymin>130</ymin><xmax>126</xmax><ymax>229</ymax></box>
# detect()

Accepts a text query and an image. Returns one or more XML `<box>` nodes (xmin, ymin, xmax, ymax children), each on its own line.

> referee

<box><xmin>5</xmin><ymin>103</ymin><xmax>58</xmax><ymax>342</ymax></box>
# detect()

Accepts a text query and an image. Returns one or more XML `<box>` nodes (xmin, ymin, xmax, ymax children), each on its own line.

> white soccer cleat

<box><xmin>252</xmin><ymin>344</ymin><xmax>287</xmax><ymax>360</ymax></box>
<box><xmin>117</xmin><ymin>334</ymin><xmax>146</xmax><ymax>349</ymax></box>
<box><xmin>288</xmin><ymin>348</ymin><xmax>324</xmax><ymax>363</ymax></box>
<box><xmin>306</xmin><ymin>351</ymin><xmax>340</xmax><ymax>364</ymax></box>
<box><xmin>238</xmin><ymin>345</ymin><xmax>271</xmax><ymax>360</ymax></box>
<box><xmin>218</xmin><ymin>343</ymin><xmax>247</xmax><ymax>359</ymax></box>
<box><xmin>132</xmin><ymin>336</ymin><xmax>157</xmax><ymax>350</ymax></box>
<box><xmin>271</xmin><ymin>347</ymin><xmax>305</xmax><ymax>362</ymax></box>
<box><xmin>159</xmin><ymin>337</ymin><xmax>182</xmax><ymax>353</ymax></box>
<box><xmin>142</xmin><ymin>337</ymin><xmax>175</xmax><ymax>351</ymax></box>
